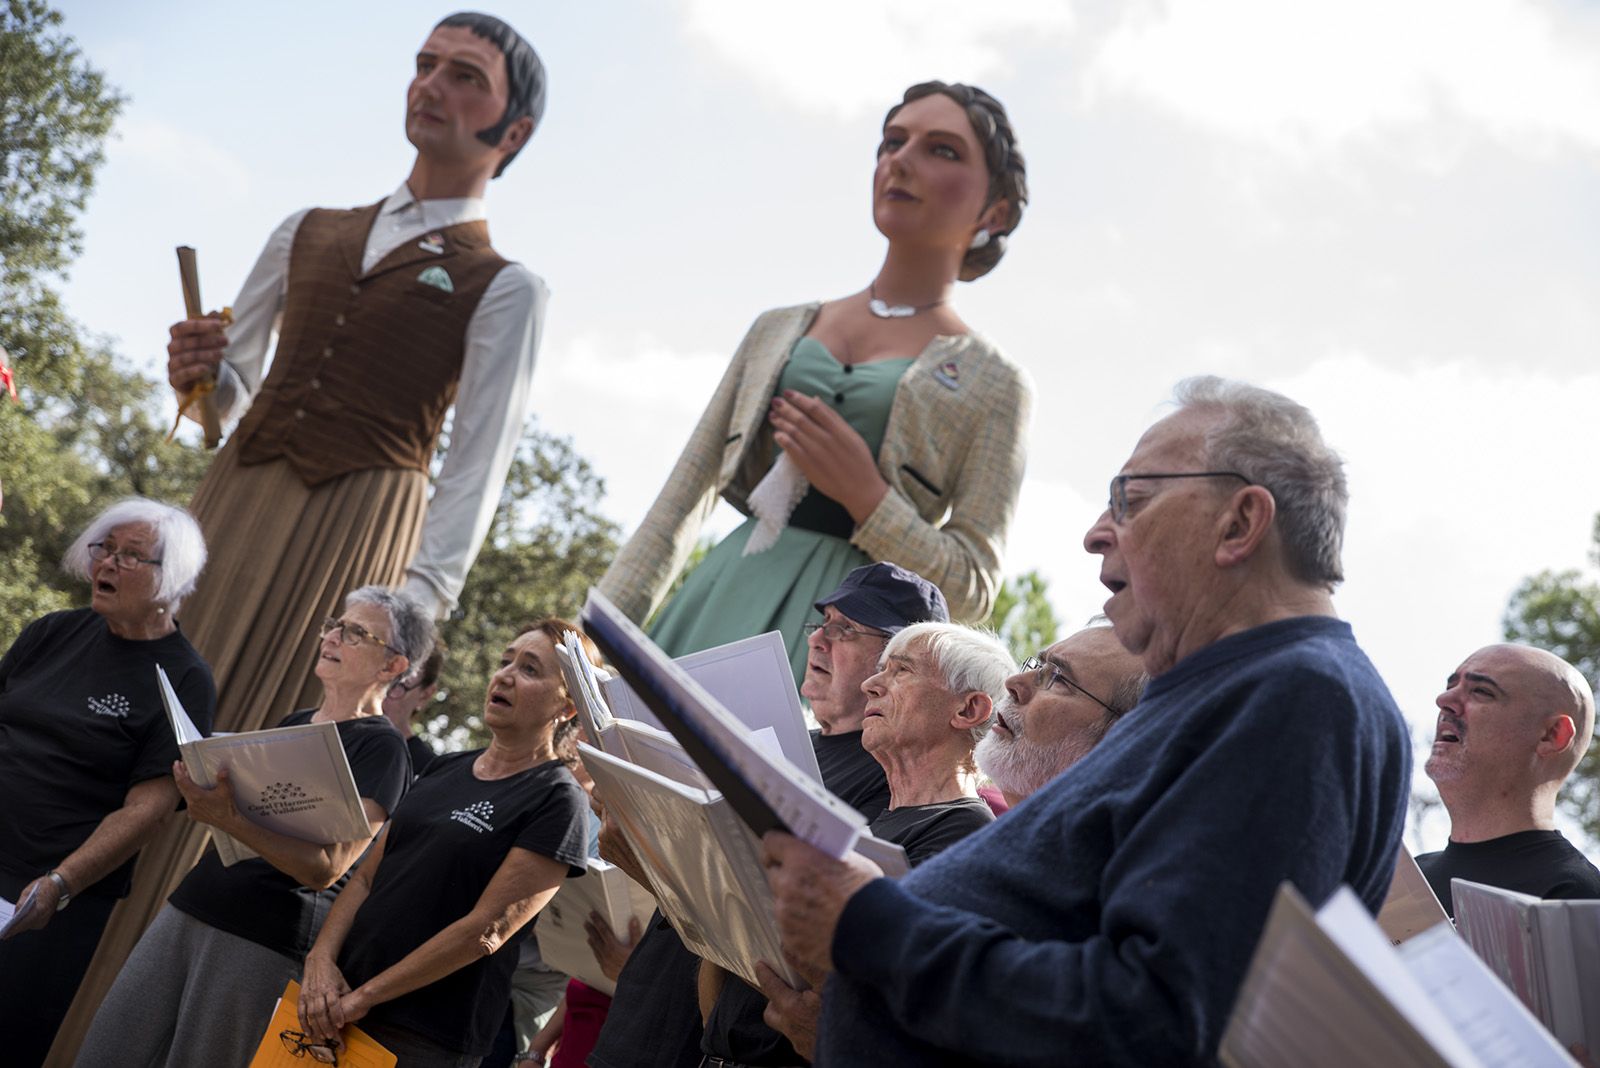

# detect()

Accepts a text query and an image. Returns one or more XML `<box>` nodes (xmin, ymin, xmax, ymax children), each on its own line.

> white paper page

<box><xmin>581</xmin><ymin>743</ymin><xmax>802</xmax><ymax>989</ymax></box>
<box><xmin>1317</xmin><ymin>888</ymin><xmax>1482</xmax><ymax>1067</ymax></box>
<box><xmin>584</xmin><ymin>591</ymin><xmax>865</xmax><ymax>859</ymax></box>
<box><xmin>602</xmin><ymin>631</ymin><xmax>823</xmax><ymax>785</ymax></box>
<box><xmin>1398</xmin><ymin>924</ymin><xmax>1577</xmax><ymax>1067</ymax></box>
<box><xmin>193</xmin><ymin>722</ymin><xmax>370</xmax><ymax>857</ymax></box>
<box><xmin>155</xmin><ymin>664</ymin><xmax>205</xmax><ymax>745</ymax></box>
<box><xmin>614</xmin><ymin>720</ymin><xmax>711</xmax><ymax>790</ymax></box>
<box><xmin>537</xmin><ymin>859</ymin><xmax>656</xmax><ymax>996</ymax></box>
<box><xmin>1378</xmin><ymin>844</ymin><xmax>1451</xmax><ymax>945</ymax></box>
<box><xmin>0</xmin><ymin>884</ymin><xmax>41</xmax><ymax>940</ymax></box>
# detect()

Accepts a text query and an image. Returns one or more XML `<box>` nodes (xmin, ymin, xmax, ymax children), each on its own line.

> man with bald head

<box><xmin>976</xmin><ymin>625</ymin><xmax>1147</xmax><ymax>807</ymax></box>
<box><xmin>1417</xmin><ymin>642</ymin><xmax>1600</xmax><ymax>917</ymax></box>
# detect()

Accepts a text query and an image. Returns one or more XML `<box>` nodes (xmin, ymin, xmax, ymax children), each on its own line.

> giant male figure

<box><xmin>52</xmin><ymin>15</ymin><xmax>549</xmax><ymax>1062</ymax></box>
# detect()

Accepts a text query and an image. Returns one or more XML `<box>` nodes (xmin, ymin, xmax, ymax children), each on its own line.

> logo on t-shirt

<box><xmin>247</xmin><ymin>781</ymin><xmax>327</xmax><ymax>817</ymax></box>
<box><xmin>87</xmin><ymin>694</ymin><xmax>131</xmax><ymax>719</ymax></box>
<box><xmin>450</xmin><ymin>799</ymin><xmax>496</xmax><ymax>833</ymax></box>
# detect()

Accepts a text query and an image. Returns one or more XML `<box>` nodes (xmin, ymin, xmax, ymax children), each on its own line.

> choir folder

<box><xmin>157</xmin><ymin>666</ymin><xmax>372</xmax><ymax>866</ymax></box>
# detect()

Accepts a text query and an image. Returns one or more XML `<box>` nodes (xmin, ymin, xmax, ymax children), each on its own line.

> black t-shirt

<box><xmin>340</xmin><ymin>752</ymin><xmax>589</xmax><ymax>1056</ymax></box>
<box><xmin>588</xmin><ymin>909</ymin><xmax>706</xmax><ymax>1068</ymax></box>
<box><xmin>167</xmin><ymin>709</ymin><xmax>411</xmax><ymax>958</ymax></box>
<box><xmin>0</xmin><ymin>609</ymin><xmax>216</xmax><ymax>899</ymax></box>
<box><xmin>700</xmin><ymin>742</ymin><xmax>963</xmax><ymax>1065</ymax></box>
<box><xmin>406</xmin><ymin>733</ymin><xmax>438</xmax><ymax>777</ymax></box>
<box><xmin>811</xmin><ymin>728</ymin><xmax>891</xmax><ymax>823</ymax></box>
<box><xmin>868</xmin><ymin>796</ymin><xmax>996</xmax><ymax>867</ymax></box>
<box><xmin>1416</xmin><ymin>829</ymin><xmax>1600</xmax><ymax>918</ymax></box>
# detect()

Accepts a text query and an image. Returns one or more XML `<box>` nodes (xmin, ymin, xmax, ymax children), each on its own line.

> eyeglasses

<box><xmin>1107</xmin><ymin>472</ymin><xmax>1253</xmax><ymax>524</ymax></box>
<box><xmin>279</xmin><ymin>1029</ymin><xmax>339</xmax><ymax>1064</ymax></box>
<box><xmin>320</xmin><ymin>617</ymin><xmax>400</xmax><ymax>655</ymax></box>
<box><xmin>1019</xmin><ymin>655</ymin><xmax>1117</xmax><ymax>716</ymax></box>
<box><xmin>87</xmin><ymin>542</ymin><xmax>163</xmax><ymax>570</ymax></box>
<box><xmin>387</xmin><ymin>676</ymin><xmax>423</xmax><ymax>698</ymax></box>
<box><xmin>804</xmin><ymin>620</ymin><xmax>890</xmax><ymax>644</ymax></box>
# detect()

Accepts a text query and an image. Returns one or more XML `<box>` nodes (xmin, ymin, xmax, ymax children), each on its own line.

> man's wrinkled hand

<box><xmin>761</xmin><ymin>831</ymin><xmax>881</xmax><ymax>980</ymax></box>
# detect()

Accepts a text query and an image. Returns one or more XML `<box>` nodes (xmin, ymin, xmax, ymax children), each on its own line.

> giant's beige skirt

<box><xmin>50</xmin><ymin>449</ymin><xmax>426</xmax><ymax>1065</ymax></box>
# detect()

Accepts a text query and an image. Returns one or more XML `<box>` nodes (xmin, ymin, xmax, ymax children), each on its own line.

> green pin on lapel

<box><xmin>417</xmin><ymin>265</ymin><xmax>454</xmax><ymax>293</ymax></box>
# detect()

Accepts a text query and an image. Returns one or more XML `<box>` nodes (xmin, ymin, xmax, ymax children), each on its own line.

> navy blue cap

<box><xmin>814</xmin><ymin>562</ymin><xmax>949</xmax><ymax>635</ymax></box>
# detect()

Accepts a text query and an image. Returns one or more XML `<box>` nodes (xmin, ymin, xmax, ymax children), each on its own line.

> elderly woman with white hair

<box><xmin>751</xmin><ymin>620</ymin><xmax>1014</xmax><ymax>1061</ymax></box>
<box><xmin>0</xmin><ymin>497</ymin><xmax>215</xmax><ymax>1066</ymax></box>
<box><xmin>76</xmin><ymin>585</ymin><xmax>430</xmax><ymax>1068</ymax></box>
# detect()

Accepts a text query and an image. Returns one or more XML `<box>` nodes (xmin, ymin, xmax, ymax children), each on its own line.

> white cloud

<box><xmin>1087</xmin><ymin>0</ymin><xmax>1600</xmax><ymax>156</ymax></box>
<box><xmin>680</xmin><ymin>0</ymin><xmax>1074</xmax><ymax>118</ymax></box>
<box><xmin>109</xmin><ymin>113</ymin><xmax>253</xmax><ymax>196</ymax></box>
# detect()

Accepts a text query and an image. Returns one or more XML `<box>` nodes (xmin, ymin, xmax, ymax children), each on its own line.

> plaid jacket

<box><xmin>597</xmin><ymin>303</ymin><xmax>1033</xmax><ymax>624</ymax></box>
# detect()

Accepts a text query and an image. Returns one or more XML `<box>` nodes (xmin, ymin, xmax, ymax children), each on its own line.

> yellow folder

<box><xmin>247</xmin><ymin>979</ymin><xmax>396</xmax><ymax>1068</ymax></box>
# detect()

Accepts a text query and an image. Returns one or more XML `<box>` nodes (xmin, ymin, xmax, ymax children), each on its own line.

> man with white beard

<box><xmin>976</xmin><ymin>625</ymin><xmax>1147</xmax><ymax>807</ymax></box>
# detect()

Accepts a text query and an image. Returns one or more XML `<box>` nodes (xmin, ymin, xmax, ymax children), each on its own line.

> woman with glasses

<box><xmin>296</xmin><ymin>619</ymin><xmax>595</xmax><ymax>1067</ymax></box>
<box><xmin>76</xmin><ymin>585</ymin><xmax>428</xmax><ymax>1068</ymax></box>
<box><xmin>598</xmin><ymin>81</ymin><xmax>1032</xmax><ymax>686</ymax></box>
<box><xmin>0</xmin><ymin>497</ymin><xmax>215</xmax><ymax>1068</ymax></box>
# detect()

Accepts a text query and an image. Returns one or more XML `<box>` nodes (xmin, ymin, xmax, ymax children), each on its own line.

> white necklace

<box><xmin>867</xmin><ymin>282</ymin><xmax>946</xmax><ymax>319</ymax></box>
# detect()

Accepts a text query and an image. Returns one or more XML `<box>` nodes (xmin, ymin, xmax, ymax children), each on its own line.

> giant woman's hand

<box><xmin>769</xmin><ymin>391</ymin><xmax>889</xmax><ymax>523</ymax></box>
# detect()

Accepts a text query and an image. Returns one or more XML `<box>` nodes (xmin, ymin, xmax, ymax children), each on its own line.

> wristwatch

<box><xmin>45</xmin><ymin>869</ymin><xmax>72</xmax><ymax>911</ymax></box>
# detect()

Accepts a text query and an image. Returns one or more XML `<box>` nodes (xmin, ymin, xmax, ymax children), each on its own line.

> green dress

<box><xmin>647</xmin><ymin>338</ymin><xmax>915</xmax><ymax>682</ymax></box>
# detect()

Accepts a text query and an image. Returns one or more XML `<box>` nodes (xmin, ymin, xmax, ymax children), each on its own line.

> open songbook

<box><xmin>1219</xmin><ymin>883</ymin><xmax>1577</xmax><ymax>1068</ymax></box>
<box><xmin>1377</xmin><ymin>844</ymin><xmax>1451</xmax><ymax>945</ymax></box>
<box><xmin>536</xmin><ymin>856</ymin><xmax>658</xmax><ymax>996</ymax></box>
<box><xmin>579</xmin><ymin>589</ymin><xmax>866</xmax><ymax>858</ymax></box>
<box><xmin>581</xmin><ymin>741</ymin><xmax>804</xmax><ymax>990</ymax></box>
<box><xmin>599</xmin><ymin>630</ymin><xmax>823</xmax><ymax>784</ymax></box>
<box><xmin>1453</xmin><ymin>879</ymin><xmax>1600</xmax><ymax>1054</ymax></box>
<box><xmin>157</xmin><ymin>666</ymin><xmax>371</xmax><ymax>866</ymax></box>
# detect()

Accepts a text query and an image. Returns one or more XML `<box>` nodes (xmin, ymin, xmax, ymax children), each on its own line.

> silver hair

<box><xmin>885</xmin><ymin>622</ymin><xmax>1014</xmax><ymax>748</ymax></box>
<box><xmin>1174</xmin><ymin>376</ymin><xmax>1348</xmax><ymax>589</ymax></box>
<box><xmin>63</xmin><ymin>497</ymin><xmax>208</xmax><ymax>609</ymax></box>
<box><xmin>345</xmin><ymin>586</ymin><xmax>435</xmax><ymax>667</ymax></box>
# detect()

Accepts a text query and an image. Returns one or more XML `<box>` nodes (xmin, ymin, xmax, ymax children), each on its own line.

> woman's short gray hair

<box><xmin>885</xmin><ymin>622</ymin><xmax>1015</xmax><ymax>748</ymax></box>
<box><xmin>345</xmin><ymin>586</ymin><xmax>435</xmax><ymax>666</ymax></box>
<box><xmin>63</xmin><ymin>497</ymin><xmax>207</xmax><ymax>609</ymax></box>
<box><xmin>1174</xmin><ymin>376</ymin><xmax>1348</xmax><ymax>589</ymax></box>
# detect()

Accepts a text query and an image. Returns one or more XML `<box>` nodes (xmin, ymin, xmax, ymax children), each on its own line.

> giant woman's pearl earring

<box><xmin>969</xmin><ymin>228</ymin><xmax>991</xmax><ymax>250</ymax></box>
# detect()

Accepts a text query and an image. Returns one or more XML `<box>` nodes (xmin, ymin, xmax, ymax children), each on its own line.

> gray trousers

<box><xmin>74</xmin><ymin>904</ymin><xmax>298</xmax><ymax>1068</ymax></box>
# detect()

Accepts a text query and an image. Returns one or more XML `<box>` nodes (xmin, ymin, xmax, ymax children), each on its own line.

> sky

<box><xmin>49</xmin><ymin>0</ymin><xmax>1600</xmax><ymax>852</ymax></box>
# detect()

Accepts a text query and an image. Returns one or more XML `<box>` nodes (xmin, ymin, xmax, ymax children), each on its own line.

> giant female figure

<box><xmin>598</xmin><ymin>81</ymin><xmax>1032</xmax><ymax>681</ymax></box>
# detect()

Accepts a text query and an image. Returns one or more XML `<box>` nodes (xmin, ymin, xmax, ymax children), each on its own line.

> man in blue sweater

<box><xmin>762</xmin><ymin>376</ymin><xmax>1413</xmax><ymax>1066</ymax></box>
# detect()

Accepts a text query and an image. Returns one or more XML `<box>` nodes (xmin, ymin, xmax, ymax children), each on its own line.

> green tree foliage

<box><xmin>985</xmin><ymin>569</ymin><xmax>1060</xmax><ymax>665</ymax></box>
<box><xmin>0</xmin><ymin>2</ymin><xmax>210</xmax><ymax>649</ymax></box>
<box><xmin>424</xmin><ymin>430</ymin><xmax>621</xmax><ymax>746</ymax></box>
<box><xmin>1502</xmin><ymin>512</ymin><xmax>1600</xmax><ymax>842</ymax></box>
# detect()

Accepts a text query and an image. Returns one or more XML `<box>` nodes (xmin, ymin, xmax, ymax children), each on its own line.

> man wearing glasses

<box><xmin>381</xmin><ymin>645</ymin><xmax>447</xmax><ymax>777</ymax></box>
<box><xmin>763</xmin><ymin>376</ymin><xmax>1413</xmax><ymax>1066</ymax></box>
<box><xmin>593</xmin><ymin>562</ymin><xmax>949</xmax><ymax>1068</ymax></box>
<box><xmin>976</xmin><ymin>624</ymin><xmax>1147</xmax><ymax>809</ymax></box>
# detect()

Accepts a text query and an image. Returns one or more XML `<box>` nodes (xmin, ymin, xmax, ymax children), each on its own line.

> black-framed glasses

<box><xmin>279</xmin><ymin>1029</ymin><xmax>339</xmax><ymax>1064</ymax></box>
<box><xmin>1107</xmin><ymin>471</ymin><xmax>1253</xmax><ymax>524</ymax></box>
<box><xmin>87</xmin><ymin>542</ymin><xmax>163</xmax><ymax>570</ymax></box>
<box><xmin>387</xmin><ymin>676</ymin><xmax>424</xmax><ymax>698</ymax></box>
<box><xmin>1019</xmin><ymin>655</ymin><xmax>1117</xmax><ymax>716</ymax></box>
<box><xmin>320</xmin><ymin>617</ymin><xmax>400</xmax><ymax>655</ymax></box>
<box><xmin>803</xmin><ymin>621</ymin><xmax>890</xmax><ymax>644</ymax></box>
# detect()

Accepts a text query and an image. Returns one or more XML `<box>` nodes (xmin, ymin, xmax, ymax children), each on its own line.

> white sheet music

<box><xmin>1399</xmin><ymin>923</ymin><xmax>1577</xmax><ymax>1068</ymax></box>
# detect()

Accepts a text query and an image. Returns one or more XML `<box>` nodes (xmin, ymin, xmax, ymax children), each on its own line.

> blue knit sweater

<box><xmin>820</xmin><ymin>616</ymin><xmax>1411</xmax><ymax>1066</ymax></box>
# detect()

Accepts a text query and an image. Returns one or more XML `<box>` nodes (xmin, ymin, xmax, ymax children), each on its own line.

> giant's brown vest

<box><xmin>233</xmin><ymin>200</ymin><xmax>509</xmax><ymax>485</ymax></box>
